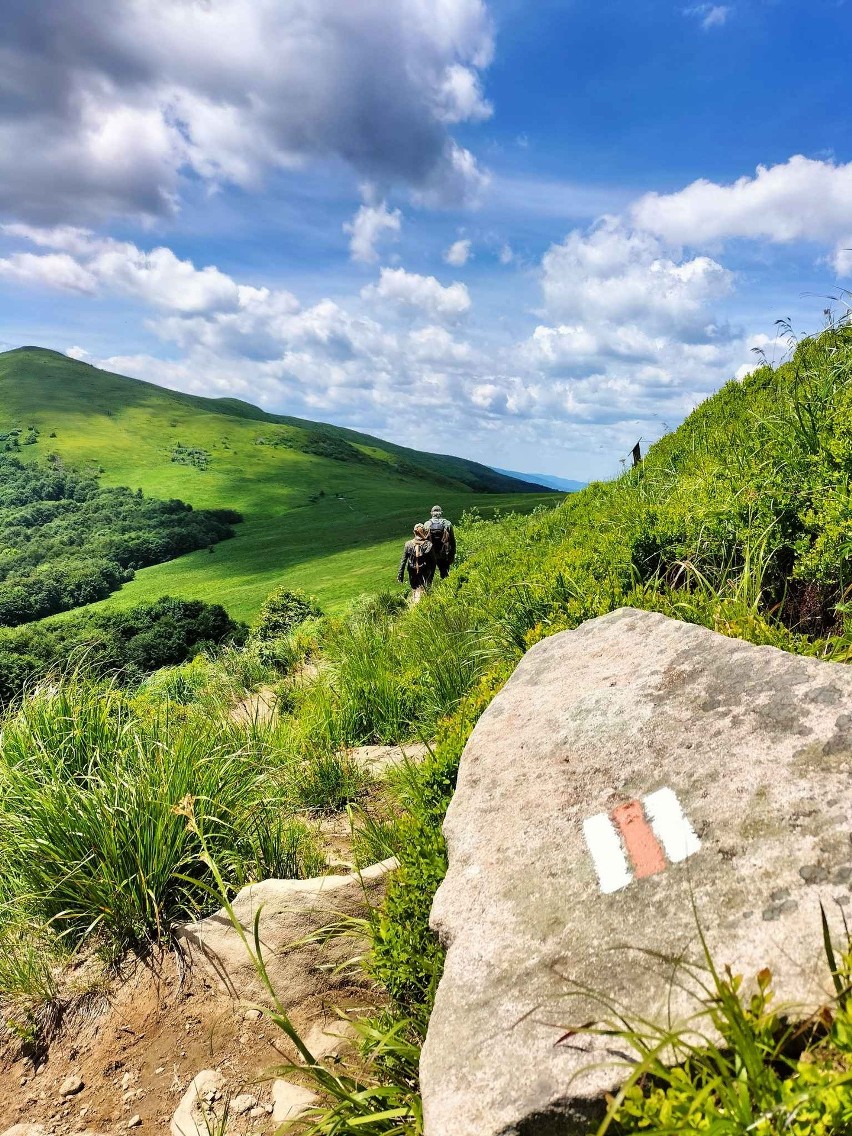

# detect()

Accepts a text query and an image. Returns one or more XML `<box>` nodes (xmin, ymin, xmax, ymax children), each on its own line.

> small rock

<box><xmin>1</xmin><ymin>1126</ymin><xmax>49</xmax><ymax>1136</ymax></box>
<box><xmin>58</xmin><ymin>1074</ymin><xmax>84</xmax><ymax>1098</ymax></box>
<box><xmin>799</xmin><ymin>864</ymin><xmax>828</xmax><ymax>884</ymax></box>
<box><xmin>248</xmin><ymin>1107</ymin><xmax>265</xmax><ymax>1120</ymax></box>
<box><xmin>154</xmin><ymin>1067</ymin><xmax>165</xmax><ymax>1075</ymax></box>
<box><xmin>230</xmin><ymin>1093</ymin><xmax>258</xmax><ymax>1116</ymax></box>
<box><xmin>271</xmin><ymin>1078</ymin><xmax>318</xmax><ymax>1124</ymax></box>
<box><xmin>302</xmin><ymin>1020</ymin><xmax>357</xmax><ymax>1063</ymax></box>
<box><xmin>243</xmin><ymin>1008</ymin><xmax>262</xmax><ymax>1021</ymax></box>
<box><xmin>127</xmin><ymin>1118</ymin><xmax>142</xmax><ymax>1129</ymax></box>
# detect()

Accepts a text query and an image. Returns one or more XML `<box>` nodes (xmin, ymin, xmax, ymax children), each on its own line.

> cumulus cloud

<box><xmin>0</xmin><ymin>225</ymin><xmax>244</xmax><ymax>313</ymax></box>
<box><xmin>540</xmin><ymin>218</ymin><xmax>732</xmax><ymax>337</ymax></box>
<box><xmin>684</xmin><ymin>4</ymin><xmax>730</xmax><ymax>30</ymax></box>
<box><xmin>0</xmin><ymin>251</ymin><xmax>97</xmax><ymax>294</ymax></box>
<box><xmin>344</xmin><ymin>200</ymin><xmax>402</xmax><ymax>263</ymax></box>
<box><xmin>0</xmin><ymin>0</ymin><xmax>494</xmax><ymax>224</ymax></box>
<box><xmin>361</xmin><ymin>267</ymin><xmax>471</xmax><ymax>321</ymax></box>
<box><xmin>444</xmin><ymin>238</ymin><xmax>472</xmax><ymax>266</ymax></box>
<box><xmin>632</xmin><ymin>155</ymin><xmax>852</xmax><ymax>273</ymax></box>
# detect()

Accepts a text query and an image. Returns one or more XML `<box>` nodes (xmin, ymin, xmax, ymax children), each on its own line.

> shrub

<box><xmin>252</xmin><ymin>587</ymin><xmax>323</xmax><ymax>641</ymax></box>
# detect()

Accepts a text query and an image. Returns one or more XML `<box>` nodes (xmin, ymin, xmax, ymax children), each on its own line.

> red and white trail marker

<box><xmin>582</xmin><ymin>787</ymin><xmax>701</xmax><ymax>893</ymax></box>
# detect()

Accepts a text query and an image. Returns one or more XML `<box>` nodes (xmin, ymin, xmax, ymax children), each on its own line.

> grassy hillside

<box><xmin>2</xmin><ymin>325</ymin><xmax>852</xmax><ymax>1131</ymax></box>
<box><xmin>0</xmin><ymin>348</ymin><xmax>555</xmax><ymax>617</ymax></box>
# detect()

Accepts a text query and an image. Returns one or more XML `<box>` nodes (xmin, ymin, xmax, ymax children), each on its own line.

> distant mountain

<box><xmin>492</xmin><ymin>467</ymin><xmax>586</xmax><ymax>493</ymax></box>
<box><xmin>0</xmin><ymin>347</ymin><xmax>554</xmax><ymax>618</ymax></box>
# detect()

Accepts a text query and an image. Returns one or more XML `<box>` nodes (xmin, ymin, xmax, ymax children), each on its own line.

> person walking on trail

<box><xmin>397</xmin><ymin>523</ymin><xmax>436</xmax><ymax>603</ymax></box>
<box><xmin>424</xmin><ymin>505</ymin><xmax>456</xmax><ymax>578</ymax></box>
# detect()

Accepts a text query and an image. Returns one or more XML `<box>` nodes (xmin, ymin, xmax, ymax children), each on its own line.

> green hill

<box><xmin>0</xmin><ymin>347</ymin><xmax>556</xmax><ymax>618</ymax></box>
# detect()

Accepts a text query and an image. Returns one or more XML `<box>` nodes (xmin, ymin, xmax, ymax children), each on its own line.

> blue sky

<box><xmin>1</xmin><ymin>0</ymin><xmax>851</xmax><ymax>480</ymax></box>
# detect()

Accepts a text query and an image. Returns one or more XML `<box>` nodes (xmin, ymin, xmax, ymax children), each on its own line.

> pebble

<box><xmin>799</xmin><ymin>863</ymin><xmax>828</xmax><ymax>884</ymax></box>
<box><xmin>58</xmin><ymin>1074</ymin><xmax>84</xmax><ymax>1098</ymax></box>
<box><xmin>231</xmin><ymin>1093</ymin><xmax>258</xmax><ymax>1115</ymax></box>
<box><xmin>243</xmin><ymin>1008</ymin><xmax>262</xmax><ymax>1021</ymax></box>
<box><xmin>127</xmin><ymin>1116</ymin><xmax>142</xmax><ymax>1129</ymax></box>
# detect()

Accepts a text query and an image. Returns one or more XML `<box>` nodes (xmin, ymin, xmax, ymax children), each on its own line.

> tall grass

<box><xmin>0</xmin><ymin>679</ymin><xmax>324</xmax><ymax>960</ymax></box>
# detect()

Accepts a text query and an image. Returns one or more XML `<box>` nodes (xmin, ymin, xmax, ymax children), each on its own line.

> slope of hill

<box><xmin>0</xmin><ymin>348</ymin><xmax>556</xmax><ymax>617</ymax></box>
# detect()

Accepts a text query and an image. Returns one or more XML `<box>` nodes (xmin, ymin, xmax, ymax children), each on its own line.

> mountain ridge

<box><xmin>1</xmin><ymin>347</ymin><xmax>549</xmax><ymax>494</ymax></box>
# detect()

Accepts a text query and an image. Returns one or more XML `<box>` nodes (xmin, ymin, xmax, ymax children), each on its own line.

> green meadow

<box><xmin>0</xmin><ymin>347</ymin><xmax>556</xmax><ymax>619</ymax></box>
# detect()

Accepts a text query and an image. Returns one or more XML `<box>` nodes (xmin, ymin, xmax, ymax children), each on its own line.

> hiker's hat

<box><xmin>431</xmin><ymin>505</ymin><xmax>442</xmax><ymax>515</ymax></box>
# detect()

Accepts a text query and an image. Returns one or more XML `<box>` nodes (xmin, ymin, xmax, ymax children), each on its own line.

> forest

<box><xmin>0</xmin><ymin>456</ymin><xmax>239</xmax><ymax>626</ymax></box>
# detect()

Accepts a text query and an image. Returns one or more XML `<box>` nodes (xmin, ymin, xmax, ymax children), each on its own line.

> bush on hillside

<box><xmin>0</xmin><ymin>596</ymin><xmax>247</xmax><ymax>705</ymax></box>
<box><xmin>251</xmin><ymin>586</ymin><xmax>323</xmax><ymax>641</ymax></box>
<box><xmin>0</xmin><ymin>679</ymin><xmax>324</xmax><ymax>959</ymax></box>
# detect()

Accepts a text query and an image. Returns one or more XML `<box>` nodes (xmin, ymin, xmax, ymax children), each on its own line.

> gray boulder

<box><xmin>421</xmin><ymin>608</ymin><xmax>852</xmax><ymax>1136</ymax></box>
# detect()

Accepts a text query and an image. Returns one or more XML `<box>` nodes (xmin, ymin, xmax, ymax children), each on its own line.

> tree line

<box><xmin>0</xmin><ymin>456</ymin><xmax>241</xmax><ymax>626</ymax></box>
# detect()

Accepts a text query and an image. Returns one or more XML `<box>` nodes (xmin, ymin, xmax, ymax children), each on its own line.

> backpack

<box><xmin>428</xmin><ymin>518</ymin><xmax>450</xmax><ymax>556</ymax></box>
<box><xmin>412</xmin><ymin>537</ymin><xmax>432</xmax><ymax>569</ymax></box>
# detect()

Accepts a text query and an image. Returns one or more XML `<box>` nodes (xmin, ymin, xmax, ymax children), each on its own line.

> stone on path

<box><xmin>1</xmin><ymin>1127</ymin><xmax>49</xmax><ymax>1136</ymax></box>
<box><xmin>169</xmin><ymin>1069</ymin><xmax>223</xmax><ymax>1136</ymax></box>
<box><xmin>271</xmin><ymin>1078</ymin><xmax>318</xmax><ymax>1123</ymax></box>
<box><xmin>58</xmin><ymin>1073</ymin><xmax>84</xmax><ymax>1097</ymax></box>
<box><xmin>176</xmin><ymin>860</ymin><xmax>396</xmax><ymax>1003</ymax></box>
<box><xmin>421</xmin><ymin>608</ymin><xmax>852</xmax><ymax>1136</ymax></box>
<box><xmin>348</xmin><ymin>742</ymin><xmax>430</xmax><ymax>776</ymax></box>
<box><xmin>230</xmin><ymin>1092</ymin><xmax>258</xmax><ymax>1115</ymax></box>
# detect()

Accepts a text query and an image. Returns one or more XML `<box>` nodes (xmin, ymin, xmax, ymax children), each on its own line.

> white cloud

<box><xmin>684</xmin><ymin>5</ymin><xmax>731</xmax><ymax>30</ymax></box>
<box><xmin>434</xmin><ymin>64</ymin><xmax>492</xmax><ymax>124</ymax></box>
<box><xmin>0</xmin><ymin>252</ymin><xmax>97</xmax><ymax>294</ymax></box>
<box><xmin>361</xmin><ymin>267</ymin><xmax>472</xmax><ymax>321</ymax></box>
<box><xmin>344</xmin><ymin>200</ymin><xmax>402</xmax><ymax>263</ymax></box>
<box><xmin>0</xmin><ymin>0</ymin><xmax>494</xmax><ymax>223</ymax></box>
<box><xmin>632</xmin><ymin>155</ymin><xmax>852</xmax><ymax>274</ymax></box>
<box><xmin>444</xmin><ymin>238</ymin><xmax>472</xmax><ymax>266</ymax></box>
<box><xmin>0</xmin><ymin>225</ymin><xmax>242</xmax><ymax>313</ymax></box>
<box><xmin>499</xmin><ymin>243</ymin><xmax>514</xmax><ymax>265</ymax></box>
<box><xmin>540</xmin><ymin>218</ymin><xmax>733</xmax><ymax>336</ymax></box>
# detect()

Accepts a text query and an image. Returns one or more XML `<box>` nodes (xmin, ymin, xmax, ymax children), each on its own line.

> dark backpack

<box><xmin>428</xmin><ymin>518</ymin><xmax>450</xmax><ymax>554</ymax></box>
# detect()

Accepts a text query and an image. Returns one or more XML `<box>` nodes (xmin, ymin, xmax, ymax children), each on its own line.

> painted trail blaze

<box><xmin>583</xmin><ymin>788</ymin><xmax>701</xmax><ymax>893</ymax></box>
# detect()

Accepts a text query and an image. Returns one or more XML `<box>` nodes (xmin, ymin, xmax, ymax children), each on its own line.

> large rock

<box><xmin>421</xmin><ymin>608</ymin><xmax>852</xmax><ymax>1136</ymax></box>
<box><xmin>177</xmin><ymin>860</ymin><xmax>396</xmax><ymax>1004</ymax></box>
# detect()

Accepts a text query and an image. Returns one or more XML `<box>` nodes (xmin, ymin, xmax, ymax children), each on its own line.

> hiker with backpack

<box><xmin>397</xmin><ymin>523</ymin><xmax>436</xmax><ymax>602</ymax></box>
<box><xmin>424</xmin><ymin>505</ymin><xmax>456</xmax><ymax>578</ymax></box>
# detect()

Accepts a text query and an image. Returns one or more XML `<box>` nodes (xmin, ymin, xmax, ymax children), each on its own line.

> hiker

<box><xmin>424</xmin><ymin>505</ymin><xmax>456</xmax><ymax>578</ymax></box>
<box><xmin>397</xmin><ymin>523</ymin><xmax>436</xmax><ymax>602</ymax></box>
